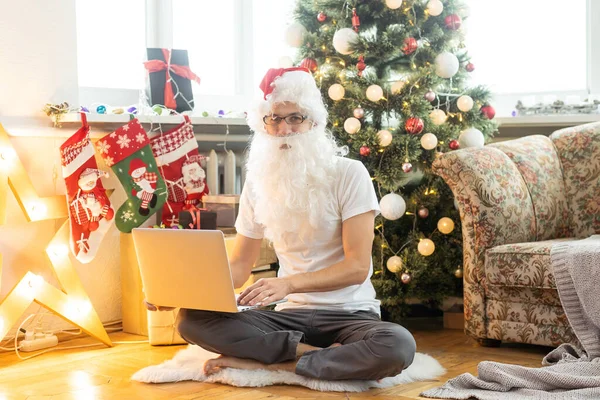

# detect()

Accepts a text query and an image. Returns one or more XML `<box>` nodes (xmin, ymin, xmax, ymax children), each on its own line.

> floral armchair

<box><xmin>433</xmin><ymin>122</ymin><xmax>600</xmax><ymax>347</ymax></box>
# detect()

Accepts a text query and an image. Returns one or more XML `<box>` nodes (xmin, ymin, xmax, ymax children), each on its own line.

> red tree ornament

<box><xmin>317</xmin><ymin>12</ymin><xmax>327</xmax><ymax>22</ymax></box>
<box><xmin>300</xmin><ymin>57</ymin><xmax>318</xmax><ymax>73</ymax></box>
<box><xmin>466</xmin><ymin>62</ymin><xmax>475</xmax><ymax>72</ymax></box>
<box><xmin>356</xmin><ymin>55</ymin><xmax>366</xmax><ymax>77</ymax></box>
<box><xmin>402</xmin><ymin>162</ymin><xmax>413</xmax><ymax>173</ymax></box>
<box><xmin>402</xmin><ymin>37</ymin><xmax>418</xmax><ymax>55</ymax></box>
<box><xmin>418</xmin><ymin>207</ymin><xmax>429</xmax><ymax>218</ymax></box>
<box><xmin>352</xmin><ymin>8</ymin><xmax>360</xmax><ymax>32</ymax></box>
<box><xmin>444</xmin><ymin>14</ymin><xmax>462</xmax><ymax>30</ymax></box>
<box><xmin>449</xmin><ymin>139</ymin><xmax>460</xmax><ymax>150</ymax></box>
<box><xmin>481</xmin><ymin>104</ymin><xmax>496</xmax><ymax>120</ymax></box>
<box><xmin>360</xmin><ymin>146</ymin><xmax>371</xmax><ymax>156</ymax></box>
<box><xmin>405</xmin><ymin>117</ymin><xmax>424</xmax><ymax>134</ymax></box>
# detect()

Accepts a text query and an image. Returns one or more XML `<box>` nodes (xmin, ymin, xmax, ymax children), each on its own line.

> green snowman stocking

<box><xmin>96</xmin><ymin>119</ymin><xmax>167</xmax><ymax>232</ymax></box>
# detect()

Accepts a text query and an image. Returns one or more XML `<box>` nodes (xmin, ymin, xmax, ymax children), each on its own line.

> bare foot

<box><xmin>204</xmin><ymin>356</ymin><xmax>268</xmax><ymax>375</ymax></box>
<box><xmin>328</xmin><ymin>343</ymin><xmax>342</xmax><ymax>348</ymax></box>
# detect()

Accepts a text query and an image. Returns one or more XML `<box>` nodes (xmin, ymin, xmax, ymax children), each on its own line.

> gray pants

<box><xmin>176</xmin><ymin>308</ymin><xmax>416</xmax><ymax>381</ymax></box>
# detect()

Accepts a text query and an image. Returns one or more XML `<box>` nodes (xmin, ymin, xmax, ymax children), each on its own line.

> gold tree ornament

<box><xmin>437</xmin><ymin>217</ymin><xmax>455</xmax><ymax>234</ymax></box>
<box><xmin>0</xmin><ymin>124</ymin><xmax>112</xmax><ymax>347</ymax></box>
<box><xmin>386</xmin><ymin>256</ymin><xmax>403</xmax><ymax>273</ymax></box>
<box><xmin>418</xmin><ymin>238</ymin><xmax>435</xmax><ymax>256</ymax></box>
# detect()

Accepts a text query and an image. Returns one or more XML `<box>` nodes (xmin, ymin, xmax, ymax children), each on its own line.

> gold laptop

<box><xmin>132</xmin><ymin>228</ymin><xmax>284</xmax><ymax>313</ymax></box>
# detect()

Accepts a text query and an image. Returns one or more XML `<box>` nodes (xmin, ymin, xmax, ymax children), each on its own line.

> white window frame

<box><xmin>79</xmin><ymin>0</ymin><xmax>600</xmax><ymax>118</ymax></box>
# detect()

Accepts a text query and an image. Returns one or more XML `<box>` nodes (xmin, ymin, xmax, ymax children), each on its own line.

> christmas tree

<box><xmin>286</xmin><ymin>0</ymin><xmax>498</xmax><ymax>321</ymax></box>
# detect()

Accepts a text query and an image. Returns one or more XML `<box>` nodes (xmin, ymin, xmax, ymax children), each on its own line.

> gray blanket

<box><xmin>421</xmin><ymin>235</ymin><xmax>600</xmax><ymax>400</ymax></box>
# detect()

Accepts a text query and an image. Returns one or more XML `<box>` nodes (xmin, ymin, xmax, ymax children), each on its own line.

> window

<box><xmin>75</xmin><ymin>0</ymin><xmax>596</xmax><ymax>117</ymax></box>
<box><xmin>252</xmin><ymin>0</ymin><xmax>298</xmax><ymax>96</ymax></box>
<box><xmin>76</xmin><ymin>0</ymin><xmax>145</xmax><ymax>89</ymax></box>
<box><xmin>172</xmin><ymin>0</ymin><xmax>236</xmax><ymax>96</ymax></box>
<box><xmin>464</xmin><ymin>0</ymin><xmax>587</xmax><ymax>94</ymax></box>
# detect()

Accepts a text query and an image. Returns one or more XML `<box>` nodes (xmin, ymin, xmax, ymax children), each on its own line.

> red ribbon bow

<box><xmin>259</xmin><ymin>67</ymin><xmax>310</xmax><ymax>100</ymax></box>
<box><xmin>187</xmin><ymin>205</ymin><xmax>207</xmax><ymax>229</ymax></box>
<box><xmin>144</xmin><ymin>49</ymin><xmax>201</xmax><ymax>109</ymax></box>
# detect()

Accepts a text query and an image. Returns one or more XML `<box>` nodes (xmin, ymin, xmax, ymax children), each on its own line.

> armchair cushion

<box><xmin>485</xmin><ymin>238</ymin><xmax>572</xmax><ymax>289</ymax></box>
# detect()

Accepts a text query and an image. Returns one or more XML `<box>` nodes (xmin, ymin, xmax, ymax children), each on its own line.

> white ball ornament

<box><xmin>427</xmin><ymin>0</ymin><xmax>444</xmax><ymax>16</ymax></box>
<box><xmin>418</xmin><ymin>239</ymin><xmax>436</xmax><ymax>256</ymax></box>
<box><xmin>435</xmin><ymin>51</ymin><xmax>460</xmax><ymax>79</ymax></box>
<box><xmin>366</xmin><ymin>84</ymin><xmax>384</xmax><ymax>102</ymax></box>
<box><xmin>457</xmin><ymin>95</ymin><xmax>474</xmax><ymax>112</ymax></box>
<box><xmin>386</xmin><ymin>256</ymin><xmax>403</xmax><ymax>273</ymax></box>
<box><xmin>385</xmin><ymin>0</ymin><xmax>403</xmax><ymax>9</ymax></box>
<box><xmin>380</xmin><ymin>193</ymin><xmax>406</xmax><ymax>221</ymax></box>
<box><xmin>328</xmin><ymin>84</ymin><xmax>345</xmax><ymax>101</ymax></box>
<box><xmin>278</xmin><ymin>56</ymin><xmax>294</xmax><ymax>68</ymax></box>
<box><xmin>378</xmin><ymin>130</ymin><xmax>393</xmax><ymax>147</ymax></box>
<box><xmin>429</xmin><ymin>109</ymin><xmax>447</xmax><ymax>125</ymax></box>
<box><xmin>344</xmin><ymin>117</ymin><xmax>361</xmax><ymax>134</ymax></box>
<box><xmin>438</xmin><ymin>217</ymin><xmax>455</xmax><ymax>234</ymax></box>
<box><xmin>458</xmin><ymin>128</ymin><xmax>485</xmax><ymax>148</ymax></box>
<box><xmin>421</xmin><ymin>133</ymin><xmax>438</xmax><ymax>150</ymax></box>
<box><xmin>285</xmin><ymin>23</ymin><xmax>307</xmax><ymax>47</ymax></box>
<box><xmin>333</xmin><ymin>28</ymin><xmax>359</xmax><ymax>55</ymax></box>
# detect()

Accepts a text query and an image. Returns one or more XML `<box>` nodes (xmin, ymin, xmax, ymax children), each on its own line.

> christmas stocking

<box><xmin>182</xmin><ymin>154</ymin><xmax>209</xmax><ymax>209</ymax></box>
<box><xmin>96</xmin><ymin>118</ymin><xmax>167</xmax><ymax>233</ymax></box>
<box><xmin>60</xmin><ymin>113</ymin><xmax>115</xmax><ymax>264</ymax></box>
<box><xmin>150</xmin><ymin>116</ymin><xmax>206</xmax><ymax>227</ymax></box>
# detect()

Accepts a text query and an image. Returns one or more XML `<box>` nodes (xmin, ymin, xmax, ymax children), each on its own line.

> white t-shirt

<box><xmin>235</xmin><ymin>157</ymin><xmax>381</xmax><ymax>315</ymax></box>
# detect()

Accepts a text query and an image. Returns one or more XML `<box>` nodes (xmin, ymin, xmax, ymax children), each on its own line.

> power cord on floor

<box><xmin>2</xmin><ymin>313</ymin><xmax>149</xmax><ymax>360</ymax></box>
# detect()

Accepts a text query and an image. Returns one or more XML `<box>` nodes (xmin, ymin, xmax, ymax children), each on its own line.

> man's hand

<box><xmin>144</xmin><ymin>299</ymin><xmax>175</xmax><ymax>312</ymax></box>
<box><xmin>237</xmin><ymin>278</ymin><xmax>292</xmax><ymax>306</ymax></box>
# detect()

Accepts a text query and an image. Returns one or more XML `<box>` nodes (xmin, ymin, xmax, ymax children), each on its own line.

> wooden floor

<box><xmin>0</xmin><ymin>329</ymin><xmax>551</xmax><ymax>400</ymax></box>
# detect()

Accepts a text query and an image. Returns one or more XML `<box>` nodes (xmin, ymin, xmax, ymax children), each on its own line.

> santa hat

<box><xmin>182</xmin><ymin>154</ymin><xmax>205</xmax><ymax>168</ymax></box>
<box><xmin>79</xmin><ymin>168</ymin><xmax>107</xmax><ymax>181</ymax></box>
<box><xmin>129</xmin><ymin>158</ymin><xmax>147</xmax><ymax>175</ymax></box>
<box><xmin>246</xmin><ymin>67</ymin><xmax>327</xmax><ymax>133</ymax></box>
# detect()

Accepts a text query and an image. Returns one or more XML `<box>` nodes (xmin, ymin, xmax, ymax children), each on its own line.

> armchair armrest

<box><xmin>432</xmin><ymin>147</ymin><xmax>536</xmax><ymax>339</ymax></box>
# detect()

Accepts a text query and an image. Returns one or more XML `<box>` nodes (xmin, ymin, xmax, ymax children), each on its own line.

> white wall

<box><xmin>0</xmin><ymin>0</ymin><xmax>123</xmax><ymax>337</ymax></box>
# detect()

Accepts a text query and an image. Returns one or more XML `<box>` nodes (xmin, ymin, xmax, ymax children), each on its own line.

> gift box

<box><xmin>443</xmin><ymin>304</ymin><xmax>465</xmax><ymax>330</ymax></box>
<box><xmin>179</xmin><ymin>208</ymin><xmax>217</xmax><ymax>230</ymax></box>
<box><xmin>202</xmin><ymin>195</ymin><xmax>240</xmax><ymax>227</ymax></box>
<box><xmin>144</xmin><ymin>48</ymin><xmax>200</xmax><ymax>113</ymax></box>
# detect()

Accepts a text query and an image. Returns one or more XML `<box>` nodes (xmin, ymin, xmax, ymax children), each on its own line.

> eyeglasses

<box><xmin>263</xmin><ymin>114</ymin><xmax>308</xmax><ymax>126</ymax></box>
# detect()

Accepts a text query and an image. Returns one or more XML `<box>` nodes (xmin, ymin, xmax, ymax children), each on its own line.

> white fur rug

<box><xmin>132</xmin><ymin>345</ymin><xmax>446</xmax><ymax>392</ymax></box>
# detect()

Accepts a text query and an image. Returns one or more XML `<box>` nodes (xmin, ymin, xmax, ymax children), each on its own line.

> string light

<box><xmin>28</xmin><ymin>202</ymin><xmax>47</xmax><ymax>220</ymax></box>
<box><xmin>0</xmin><ymin>147</ymin><xmax>16</xmax><ymax>163</ymax></box>
<box><xmin>64</xmin><ymin>299</ymin><xmax>93</xmax><ymax>321</ymax></box>
<box><xmin>16</xmin><ymin>274</ymin><xmax>44</xmax><ymax>299</ymax></box>
<box><xmin>47</xmin><ymin>243</ymin><xmax>69</xmax><ymax>262</ymax></box>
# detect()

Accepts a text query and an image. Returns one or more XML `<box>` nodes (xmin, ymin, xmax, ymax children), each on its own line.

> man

<box><xmin>151</xmin><ymin>67</ymin><xmax>416</xmax><ymax>381</ymax></box>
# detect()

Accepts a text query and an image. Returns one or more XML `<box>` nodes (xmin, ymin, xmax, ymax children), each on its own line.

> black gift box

<box><xmin>179</xmin><ymin>209</ymin><xmax>217</xmax><ymax>230</ymax></box>
<box><xmin>146</xmin><ymin>48</ymin><xmax>196</xmax><ymax>112</ymax></box>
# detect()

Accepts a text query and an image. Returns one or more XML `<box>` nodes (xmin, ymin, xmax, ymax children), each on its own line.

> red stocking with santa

<box><xmin>60</xmin><ymin>113</ymin><xmax>115</xmax><ymax>263</ymax></box>
<box><xmin>150</xmin><ymin>116</ymin><xmax>208</xmax><ymax>226</ymax></box>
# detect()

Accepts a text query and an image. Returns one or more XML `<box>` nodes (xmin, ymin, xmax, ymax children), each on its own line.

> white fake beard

<box><xmin>245</xmin><ymin>127</ymin><xmax>342</xmax><ymax>243</ymax></box>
